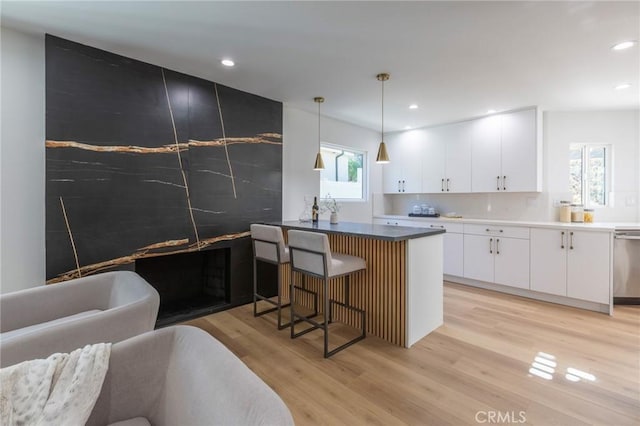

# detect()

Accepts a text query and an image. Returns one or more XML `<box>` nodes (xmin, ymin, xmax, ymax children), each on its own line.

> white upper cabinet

<box><xmin>500</xmin><ymin>108</ymin><xmax>539</xmax><ymax>192</ymax></box>
<box><xmin>382</xmin><ymin>131</ymin><xmax>423</xmax><ymax>193</ymax></box>
<box><xmin>385</xmin><ymin>107</ymin><xmax>540</xmax><ymax>194</ymax></box>
<box><xmin>469</xmin><ymin>115</ymin><xmax>502</xmax><ymax>192</ymax></box>
<box><xmin>445</xmin><ymin>122</ymin><xmax>472</xmax><ymax>193</ymax></box>
<box><xmin>422</xmin><ymin>122</ymin><xmax>472</xmax><ymax>193</ymax></box>
<box><xmin>421</xmin><ymin>128</ymin><xmax>446</xmax><ymax>193</ymax></box>
<box><xmin>471</xmin><ymin>108</ymin><xmax>541</xmax><ymax>193</ymax></box>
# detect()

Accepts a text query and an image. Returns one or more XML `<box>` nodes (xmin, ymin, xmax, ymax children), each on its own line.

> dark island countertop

<box><xmin>272</xmin><ymin>220</ymin><xmax>445</xmax><ymax>242</ymax></box>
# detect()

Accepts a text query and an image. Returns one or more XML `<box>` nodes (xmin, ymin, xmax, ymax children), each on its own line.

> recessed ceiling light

<box><xmin>409</xmin><ymin>104</ymin><xmax>418</xmax><ymax>110</ymax></box>
<box><xmin>615</xmin><ymin>83</ymin><xmax>631</xmax><ymax>90</ymax></box>
<box><xmin>404</xmin><ymin>125</ymin><xmax>412</xmax><ymax>130</ymax></box>
<box><xmin>221</xmin><ymin>59</ymin><xmax>235</xmax><ymax>67</ymax></box>
<box><xmin>487</xmin><ymin>109</ymin><xmax>497</xmax><ymax>114</ymax></box>
<box><xmin>612</xmin><ymin>41</ymin><xmax>636</xmax><ymax>51</ymax></box>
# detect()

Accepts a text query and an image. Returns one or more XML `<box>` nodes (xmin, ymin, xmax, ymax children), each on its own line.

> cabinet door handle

<box><xmin>397</xmin><ymin>180</ymin><xmax>401</xmax><ymax>192</ymax></box>
<box><xmin>496</xmin><ymin>238</ymin><xmax>500</xmax><ymax>255</ymax></box>
<box><xmin>430</xmin><ymin>225</ymin><xmax>445</xmax><ymax>229</ymax></box>
<box><xmin>485</xmin><ymin>228</ymin><xmax>504</xmax><ymax>233</ymax></box>
<box><xmin>561</xmin><ymin>231</ymin><xmax>565</xmax><ymax>249</ymax></box>
<box><xmin>497</xmin><ymin>176</ymin><xmax>501</xmax><ymax>190</ymax></box>
<box><xmin>446</xmin><ymin>178</ymin><xmax>450</xmax><ymax>192</ymax></box>
<box><xmin>569</xmin><ymin>231</ymin><xmax>574</xmax><ymax>250</ymax></box>
<box><xmin>503</xmin><ymin>175</ymin><xmax>507</xmax><ymax>191</ymax></box>
<box><xmin>402</xmin><ymin>180</ymin><xmax>406</xmax><ymax>192</ymax></box>
<box><xmin>441</xmin><ymin>178</ymin><xmax>445</xmax><ymax>192</ymax></box>
<box><xmin>489</xmin><ymin>238</ymin><xmax>493</xmax><ymax>254</ymax></box>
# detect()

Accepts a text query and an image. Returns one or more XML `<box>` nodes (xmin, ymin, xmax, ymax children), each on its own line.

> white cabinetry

<box><xmin>463</xmin><ymin>224</ymin><xmax>530</xmax><ymax>289</ymax></box>
<box><xmin>372</xmin><ymin>218</ymin><xmax>414</xmax><ymax>227</ymax></box>
<box><xmin>382</xmin><ymin>131</ymin><xmax>422</xmax><ymax>193</ymax></box>
<box><xmin>530</xmin><ymin>228</ymin><xmax>610</xmax><ymax>304</ymax></box>
<box><xmin>409</xmin><ymin>220</ymin><xmax>464</xmax><ymax>276</ymax></box>
<box><xmin>470</xmin><ymin>108</ymin><xmax>540</xmax><ymax>193</ymax></box>
<box><xmin>422</xmin><ymin>123</ymin><xmax>471</xmax><ymax>193</ymax></box>
<box><xmin>384</xmin><ymin>107</ymin><xmax>539</xmax><ymax>194</ymax></box>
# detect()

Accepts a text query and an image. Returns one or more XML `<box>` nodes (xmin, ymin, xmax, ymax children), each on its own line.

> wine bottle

<box><xmin>312</xmin><ymin>196</ymin><xmax>319</xmax><ymax>223</ymax></box>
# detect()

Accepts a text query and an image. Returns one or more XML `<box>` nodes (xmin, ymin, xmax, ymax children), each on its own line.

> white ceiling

<box><xmin>2</xmin><ymin>1</ymin><xmax>639</xmax><ymax>132</ymax></box>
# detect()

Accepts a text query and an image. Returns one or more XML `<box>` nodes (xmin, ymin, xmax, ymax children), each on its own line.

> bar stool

<box><xmin>250</xmin><ymin>224</ymin><xmax>317</xmax><ymax>330</ymax></box>
<box><xmin>287</xmin><ymin>230</ymin><xmax>366</xmax><ymax>358</ymax></box>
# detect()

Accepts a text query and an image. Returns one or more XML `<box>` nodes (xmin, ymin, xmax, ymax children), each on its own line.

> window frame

<box><xmin>319</xmin><ymin>142</ymin><xmax>368</xmax><ymax>203</ymax></box>
<box><xmin>569</xmin><ymin>143</ymin><xmax>612</xmax><ymax>208</ymax></box>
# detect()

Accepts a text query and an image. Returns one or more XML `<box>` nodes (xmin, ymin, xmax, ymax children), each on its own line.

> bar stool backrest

<box><xmin>250</xmin><ymin>224</ymin><xmax>287</xmax><ymax>264</ymax></box>
<box><xmin>287</xmin><ymin>230</ymin><xmax>332</xmax><ymax>278</ymax></box>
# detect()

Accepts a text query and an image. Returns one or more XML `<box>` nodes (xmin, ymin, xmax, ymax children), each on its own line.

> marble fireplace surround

<box><xmin>45</xmin><ymin>36</ymin><xmax>282</xmax><ymax>315</ymax></box>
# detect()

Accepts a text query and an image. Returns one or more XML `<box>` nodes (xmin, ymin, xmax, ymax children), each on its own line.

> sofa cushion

<box><xmin>0</xmin><ymin>310</ymin><xmax>102</xmax><ymax>341</ymax></box>
<box><xmin>108</xmin><ymin>417</ymin><xmax>151</xmax><ymax>426</ymax></box>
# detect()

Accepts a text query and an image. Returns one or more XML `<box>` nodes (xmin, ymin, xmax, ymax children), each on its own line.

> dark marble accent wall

<box><xmin>46</xmin><ymin>35</ymin><xmax>282</xmax><ymax>282</ymax></box>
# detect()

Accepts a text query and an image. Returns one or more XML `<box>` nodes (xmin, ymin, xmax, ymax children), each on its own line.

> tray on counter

<box><xmin>408</xmin><ymin>213</ymin><xmax>440</xmax><ymax>218</ymax></box>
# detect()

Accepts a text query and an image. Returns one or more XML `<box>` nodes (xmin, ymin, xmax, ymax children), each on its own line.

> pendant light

<box><xmin>313</xmin><ymin>97</ymin><xmax>325</xmax><ymax>170</ymax></box>
<box><xmin>376</xmin><ymin>73</ymin><xmax>391</xmax><ymax>164</ymax></box>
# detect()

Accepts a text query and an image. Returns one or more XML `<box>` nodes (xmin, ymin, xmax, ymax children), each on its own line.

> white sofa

<box><xmin>87</xmin><ymin>325</ymin><xmax>294</xmax><ymax>426</ymax></box>
<box><xmin>0</xmin><ymin>271</ymin><xmax>159</xmax><ymax>367</ymax></box>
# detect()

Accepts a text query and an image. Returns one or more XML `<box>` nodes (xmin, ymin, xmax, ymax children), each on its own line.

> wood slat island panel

<box><xmin>276</xmin><ymin>221</ymin><xmax>445</xmax><ymax>347</ymax></box>
<box><xmin>281</xmin><ymin>234</ymin><xmax>407</xmax><ymax>346</ymax></box>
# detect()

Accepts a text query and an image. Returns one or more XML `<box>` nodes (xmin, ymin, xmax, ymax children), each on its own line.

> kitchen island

<box><xmin>274</xmin><ymin>221</ymin><xmax>445</xmax><ymax>347</ymax></box>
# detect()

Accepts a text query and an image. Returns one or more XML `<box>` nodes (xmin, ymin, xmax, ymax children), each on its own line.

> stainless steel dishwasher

<box><xmin>613</xmin><ymin>229</ymin><xmax>640</xmax><ymax>304</ymax></box>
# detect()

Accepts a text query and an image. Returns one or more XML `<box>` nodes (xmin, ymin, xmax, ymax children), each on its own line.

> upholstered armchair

<box><xmin>0</xmin><ymin>271</ymin><xmax>159</xmax><ymax>367</ymax></box>
<box><xmin>87</xmin><ymin>326</ymin><xmax>294</xmax><ymax>426</ymax></box>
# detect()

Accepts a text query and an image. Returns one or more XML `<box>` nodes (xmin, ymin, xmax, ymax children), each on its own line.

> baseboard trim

<box><xmin>444</xmin><ymin>275</ymin><xmax>611</xmax><ymax>315</ymax></box>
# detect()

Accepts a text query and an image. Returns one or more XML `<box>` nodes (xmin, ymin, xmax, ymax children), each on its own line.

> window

<box><xmin>569</xmin><ymin>144</ymin><xmax>611</xmax><ymax>207</ymax></box>
<box><xmin>319</xmin><ymin>144</ymin><xmax>366</xmax><ymax>201</ymax></box>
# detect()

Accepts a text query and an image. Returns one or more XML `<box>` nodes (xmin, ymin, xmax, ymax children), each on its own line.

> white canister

<box><xmin>559</xmin><ymin>201</ymin><xmax>571</xmax><ymax>223</ymax></box>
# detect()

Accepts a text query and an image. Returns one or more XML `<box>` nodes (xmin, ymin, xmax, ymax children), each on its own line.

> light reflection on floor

<box><xmin>528</xmin><ymin>351</ymin><xmax>597</xmax><ymax>383</ymax></box>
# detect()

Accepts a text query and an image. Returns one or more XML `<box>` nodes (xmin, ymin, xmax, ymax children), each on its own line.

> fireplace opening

<box><xmin>135</xmin><ymin>248</ymin><xmax>230</xmax><ymax>327</ymax></box>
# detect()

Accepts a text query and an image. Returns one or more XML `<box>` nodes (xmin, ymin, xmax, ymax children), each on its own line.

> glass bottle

<box><xmin>311</xmin><ymin>196</ymin><xmax>319</xmax><ymax>224</ymax></box>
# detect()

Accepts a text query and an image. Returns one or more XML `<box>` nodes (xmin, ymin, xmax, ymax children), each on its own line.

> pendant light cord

<box><xmin>318</xmin><ymin>100</ymin><xmax>321</xmax><ymax>150</ymax></box>
<box><xmin>381</xmin><ymin>77</ymin><xmax>384</xmax><ymax>137</ymax></box>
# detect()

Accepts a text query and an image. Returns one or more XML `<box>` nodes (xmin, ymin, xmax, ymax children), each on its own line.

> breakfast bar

<box><xmin>274</xmin><ymin>221</ymin><xmax>445</xmax><ymax>347</ymax></box>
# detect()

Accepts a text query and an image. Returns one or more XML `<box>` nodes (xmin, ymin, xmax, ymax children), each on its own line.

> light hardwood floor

<box><xmin>184</xmin><ymin>282</ymin><xmax>640</xmax><ymax>425</ymax></box>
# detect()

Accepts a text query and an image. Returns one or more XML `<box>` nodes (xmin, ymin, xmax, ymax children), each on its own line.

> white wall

<box><xmin>0</xmin><ymin>27</ymin><xmax>46</xmax><ymax>293</ymax></box>
<box><xmin>283</xmin><ymin>106</ymin><xmax>382</xmax><ymax>223</ymax></box>
<box><xmin>544</xmin><ymin>110</ymin><xmax>639</xmax><ymax>222</ymax></box>
<box><xmin>388</xmin><ymin>109</ymin><xmax>639</xmax><ymax>223</ymax></box>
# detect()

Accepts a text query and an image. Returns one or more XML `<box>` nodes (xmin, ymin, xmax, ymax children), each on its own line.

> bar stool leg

<box><xmin>325</xmin><ymin>274</ymin><xmax>367</xmax><ymax>358</ymax></box>
<box><xmin>323</xmin><ymin>277</ymin><xmax>330</xmax><ymax>358</ymax></box>
<box><xmin>254</xmin><ymin>260</ymin><xmax>281</xmax><ymax>319</ymax></box>
<box><xmin>253</xmin><ymin>256</ymin><xmax>258</xmax><ymax>317</ymax></box>
<box><xmin>290</xmin><ymin>270</ymin><xmax>296</xmax><ymax>339</ymax></box>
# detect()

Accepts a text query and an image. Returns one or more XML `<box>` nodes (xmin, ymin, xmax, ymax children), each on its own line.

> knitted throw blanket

<box><xmin>0</xmin><ymin>343</ymin><xmax>111</xmax><ymax>426</ymax></box>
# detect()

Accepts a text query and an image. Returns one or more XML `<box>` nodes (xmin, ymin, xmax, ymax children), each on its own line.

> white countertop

<box><xmin>374</xmin><ymin>214</ymin><xmax>640</xmax><ymax>232</ymax></box>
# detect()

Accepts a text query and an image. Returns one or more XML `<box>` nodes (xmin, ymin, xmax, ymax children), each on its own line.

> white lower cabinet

<box><xmin>375</xmin><ymin>219</ymin><xmax>464</xmax><ymax>277</ymax></box>
<box><xmin>530</xmin><ymin>228</ymin><xmax>567</xmax><ymax>296</ymax></box>
<box><xmin>443</xmin><ymin>232</ymin><xmax>464</xmax><ymax>277</ymax></box>
<box><xmin>530</xmin><ymin>228</ymin><xmax>610</xmax><ymax>304</ymax></box>
<box><xmin>493</xmin><ymin>237</ymin><xmax>530</xmax><ymax>289</ymax></box>
<box><xmin>374</xmin><ymin>217</ymin><xmax>612</xmax><ymax>311</ymax></box>
<box><xmin>463</xmin><ymin>225</ymin><xmax>530</xmax><ymax>289</ymax></box>
<box><xmin>372</xmin><ymin>218</ymin><xmax>414</xmax><ymax>226</ymax></box>
<box><xmin>463</xmin><ymin>234</ymin><xmax>494</xmax><ymax>282</ymax></box>
<box><xmin>405</xmin><ymin>221</ymin><xmax>464</xmax><ymax>277</ymax></box>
